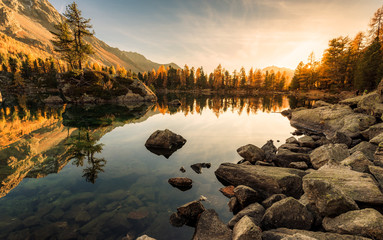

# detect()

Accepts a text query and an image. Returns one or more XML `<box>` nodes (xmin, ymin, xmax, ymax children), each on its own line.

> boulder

<box><xmin>261</xmin><ymin>140</ymin><xmax>277</xmax><ymax>162</ymax></box>
<box><xmin>303</xmin><ymin>168</ymin><xmax>383</xmax><ymax>204</ymax></box>
<box><xmin>261</xmin><ymin>197</ymin><xmax>313</xmax><ymax>230</ymax></box>
<box><xmin>145</xmin><ymin>129</ymin><xmax>186</xmax><ymax>158</ymax></box>
<box><xmin>340</xmin><ymin>151</ymin><xmax>373</xmax><ymax>173</ymax></box>
<box><xmin>357</xmin><ymin>92</ymin><xmax>383</xmax><ymax>117</ymax></box>
<box><xmin>190</xmin><ymin>163</ymin><xmax>211</xmax><ymax>174</ymax></box>
<box><xmin>168</xmin><ymin>178</ymin><xmax>192</xmax><ymax>191</ymax></box>
<box><xmin>361</xmin><ymin>122</ymin><xmax>383</xmax><ymax>140</ymax></box>
<box><xmin>309</xmin><ymin>144</ymin><xmax>349</xmax><ymax>169</ymax></box>
<box><xmin>288</xmin><ymin>162</ymin><xmax>308</xmax><ymax>170</ymax></box>
<box><xmin>374</xmin><ymin>144</ymin><xmax>383</xmax><ymax>167</ymax></box>
<box><xmin>327</xmin><ymin>131</ymin><xmax>352</xmax><ymax>147</ymax></box>
<box><xmin>369</xmin><ymin>165</ymin><xmax>383</xmax><ymax>189</ymax></box>
<box><xmin>278</xmin><ymin>144</ymin><xmax>311</xmax><ymax>154</ymax></box>
<box><xmin>237</xmin><ymin>144</ymin><xmax>265</xmax><ymax>164</ymax></box>
<box><xmin>232</xmin><ymin>216</ymin><xmax>262</xmax><ymax>240</ymax></box>
<box><xmin>261</xmin><ymin>194</ymin><xmax>287</xmax><ymax>209</ymax></box>
<box><xmin>350</xmin><ymin>141</ymin><xmax>377</xmax><ymax>162</ymax></box>
<box><xmin>302</xmin><ymin>178</ymin><xmax>359</xmax><ymax>217</ymax></box>
<box><xmin>193</xmin><ymin>209</ymin><xmax>232</xmax><ymax>240</ymax></box>
<box><xmin>313</xmin><ymin>100</ymin><xmax>331</xmax><ymax>108</ymax></box>
<box><xmin>228</xmin><ymin>203</ymin><xmax>265</xmax><ymax>229</ymax></box>
<box><xmin>276</xmin><ymin>149</ymin><xmax>310</xmax><ymax>167</ymax></box>
<box><xmin>323</xmin><ymin>208</ymin><xmax>383</xmax><ymax>240</ymax></box>
<box><xmin>228</xmin><ymin>197</ymin><xmax>241</xmax><ymax>214</ymax></box>
<box><xmin>285</xmin><ymin>137</ymin><xmax>299</xmax><ymax>144</ymax></box>
<box><xmin>220</xmin><ymin>186</ymin><xmax>235</xmax><ymax>198</ymax></box>
<box><xmin>369</xmin><ymin>132</ymin><xmax>383</xmax><ymax>145</ymax></box>
<box><xmin>298</xmin><ymin>136</ymin><xmax>316</xmax><ymax>148</ymax></box>
<box><xmin>263</xmin><ymin>228</ymin><xmax>371</xmax><ymax>240</ymax></box>
<box><xmin>234</xmin><ymin>185</ymin><xmax>260</xmax><ymax>208</ymax></box>
<box><xmin>172</xmin><ymin>200</ymin><xmax>205</xmax><ymax>227</ymax></box>
<box><xmin>290</xmin><ymin>104</ymin><xmax>375</xmax><ymax>138</ymax></box>
<box><xmin>215</xmin><ymin>163</ymin><xmax>305</xmax><ymax>199</ymax></box>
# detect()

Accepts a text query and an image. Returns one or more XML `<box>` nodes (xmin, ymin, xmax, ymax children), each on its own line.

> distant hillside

<box><xmin>0</xmin><ymin>0</ymin><xmax>179</xmax><ymax>72</ymax></box>
<box><xmin>262</xmin><ymin>65</ymin><xmax>294</xmax><ymax>85</ymax></box>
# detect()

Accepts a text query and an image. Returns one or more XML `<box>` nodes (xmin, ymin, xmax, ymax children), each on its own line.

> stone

<box><xmin>175</xmin><ymin>200</ymin><xmax>206</xmax><ymax>227</ymax></box>
<box><xmin>263</xmin><ymin>228</ymin><xmax>371</xmax><ymax>240</ymax></box>
<box><xmin>261</xmin><ymin>194</ymin><xmax>287</xmax><ymax>209</ymax></box>
<box><xmin>180</xmin><ymin>166</ymin><xmax>186</xmax><ymax>173</ymax></box>
<box><xmin>261</xmin><ymin>197</ymin><xmax>313</xmax><ymax>230</ymax></box>
<box><xmin>298</xmin><ymin>136</ymin><xmax>316</xmax><ymax>148</ymax></box>
<box><xmin>281</xmin><ymin>234</ymin><xmax>317</xmax><ymax>240</ymax></box>
<box><xmin>281</xmin><ymin>109</ymin><xmax>292</xmax><ymax>119</ymax></box>
<box><xmin>220</xmin><ymin>186</ymin><xmax>235</xmax><ymax>198</ymax></box>
<box><xmin>327</xmin><ymin>131</ymin><xmax>353</xmax><ymax>147</ymax></box>
<box><xmin>193</xmin><ymin>209</ymin><xmax>232</xmax><ymax>240</ymax></box>
<box><xmin>190</xmin><ymin>163</ymin><xmax>211</xmax><ymax>174</ymax></box>
<box><xmin>228</xmin><ymin>197</ymin><xmax>241</xmax><ymax>214</ymax></box>
<box><xmin>168</xmin><ymin>177</ymin><xmax>192</xmax><ymax>191</ymax></box>
<box><xmin>369</xmin><ymin>132</ymin><xmax>383</xmax><ymax>145</ymax></box>
<box><xmin>288</xmin><ymin>162</ymin><xmax>308</xmax><ymax>170</ymax></box>
<box><xmin>369</xmin><ymin>165</ymin><xmax>383</xmax><ymax>189</ymax></box>
<box><xmin>136</xmin><ymin>235</ymin><xmax>156</xmax><ymax>240</ymax></box>
<box><xmin>313</xmin><ymin>100</ymin><xmax>331</xmax><ymax>108</ymax></box>
<box><xmin>234</xmin><ymin>185</ymin><xmax>260</xmax><ymax>208</ymax></box>
<box><xmin>290</xmin><ymin>104</ymin><xmax>376</xmax><ymax>138</ymax></box>
<box><xmin>278</xmin><ymin>143</ymin><xmax>312</xmax><ymax>153</ymax></box>
<box><xmin>215</xmin><ymin>163</ymin><xmax>305</xmax><ymax>199</ymax></box>
<box><xmin>309</xmin><ymin>144</ymin><xmax>350</xmax><ymax>169</ymax></box>
<box><xmin>169</xmin><ymin>212</ymin><xmax>187</xmax><ymax>227</ymax></box>
<box><xmin>374</xmin><ymin>144</ymin><xmax>383</xmax><ymax>167</ymax></box>
<box><xmin>228</xmin><ymin>203</ymin><xmax>265</xmax><ymax>229</ymax></box>
<box><xmin>237</xmin><ymin>144</ymin><xmax>265</xmax><ymax>164</ymax></box>
<box><xmin>302</xmin><ymin>178</ymin><xmax>359</xmax><ymax>217</ymax></box>
<box><xmin>286</xmin><ymin>137</ymin><xmax>299</xmax><ymax>144</ymax></box>
<box><xmin>261</xmin><ymin>140</ymin><xmax>277</xmax><ymax>161</ymax></box>
<box><xmin>361</xmin><ymin>122</ymin><xmax>383</xmax><ymax>140</ymax></box>
<box><xmin>303</xmin><ymin>167</ymin><xmax>383</xmax><ymax>204</ymax></box>
<box><xmin>323</xmin><ymin>208</ymin><xmax>383</xmax><ymax>240</ymax></box>
<box><xmin>276</xmin><ymin>149</ymin><xmax>310</xmax><ymax>167</ymax></box>
<box><xmin>357</xmin><ymin>92</ymin><xmax>383</xmax><ymax>117</ymax></box>
<box><xmin>145</xmin><ymin>129</ymin><xmax>186</xmax><ymax>158</ymax></box>
<box><xmin>232</xmin><ymin>216</ymin><xmax>262</xmax><ymax>240</ymax></box>
<box><xmin>350</xmin><ymin>141</ymin><xmax>377</xmax><ymax>161</ymax></box>
<box><xmin>340</xmin><ymin>151</ymin><xmax>373</xmax><ymax>173</ymax></box>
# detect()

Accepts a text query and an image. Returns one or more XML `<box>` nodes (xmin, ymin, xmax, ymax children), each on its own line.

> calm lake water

<box><xmin>0</xmin><ymin>94</ymin><xmax>304</xmax><ymax>240</ymax></box>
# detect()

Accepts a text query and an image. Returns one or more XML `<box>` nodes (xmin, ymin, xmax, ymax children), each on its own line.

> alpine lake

<box><xmin>0</xmin><ymin>93</ymin><xmax>315</xmax><ymax>240</ymax></box>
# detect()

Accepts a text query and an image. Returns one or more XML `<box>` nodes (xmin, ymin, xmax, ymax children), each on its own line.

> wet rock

<box><xmin>327</xmin><ymin>131</ymin><xmax>353</xmax><ymax>147</ymax></box>
<box><xmin>169</xmin><ymin>212</ymin><xmax>187</xmax><ymax>227</ymax></box>
<box><xmin>190</xmin><ymin>163</ymin><xmax>211</xmax><ymax>174</ymax></box>
<box><xmin>175</xmin><ymin>200</ymin><xmax>205</xmax><ymax>227</ymax></box>
<box><xmin>75</xmin><ymin>210</ymin><xmax>91</xmax><ymax>223</ymax></box>
<box><xmin>323</xmin><ymin>208</ymin><xmax>383</xmax><ymax>240</ymax></box>
<box><xmin>286</xmin><ymin>137</ymin><xmax>299</xmax><ymax>144</ymax></box>
<box><xmin>290</xmin><ymin>104</ymin><xmax>375</xmax><ymax>138</ymax></box>
<box><xmin>303</xmin><ymin>167</ymin><xmax>383</xmax><ymax>204</ymax></box>
<box><xmin>234</xmin><ymin>185</ymin><xmax>260</xmax><ymax>208</ymax></box>
<box><xmin>261</xmin><ymin>197</ymin><xmax>313</xmax><ymax>230</ymax></box>
<box><xmin>302</xmin><ymin>178</ymin><xmax>359</xmax><ymax>217</ymax></box>
<box><xmin>340</xmin><ymin>151</ymin><xmax>373</xmax><ymax>173</ymax></box>
<box><xmin>261</xmin><ymin>140</ymin><xmax>277</xmax><ymax>161</ymax></box>
<box><xmin>228</xmin><ymin>203</ymin><xmax>265</xmax><ymax>229</ymax></box>
<box><xmin>219</xmin><ymin>186</ymin><xmax>235</xmax><ymax>198</ymax></box>
<box><xmin>298</xmin><ymin>136</ymin><xmax>316</xmax><ymax>148</ymax></box>
<box><xmin>237</xmin><ymin>144</ymin><xmax>265</xmax><ymax>164</ymax></box>
<box><xmin>309</xmin><ymin>144</ymin><xmax>349</xmax><ymax>169</ymax></box>
<box><xmin>350</xmin><ymin>141</ymin><xmax>377</xmax><ymax>161</ymax></box>
<box><xmin>261</xmin><ymin>194</ymin><xmax>287</xmax><ymax>209</ymax></box>
<box><xmin>288</xmin><ymin>162</ymin><xmax>308</xmax><ymax>170</ymax></box>
<box><xmin>262</xmin><ymin>228</ymin><xmax>371</xmax><ymax>240</ymax></box>
<box><xmin>145</xmin><ymin>129</ymin><xmax>186</xmax><ymax>158</ymax></box>
<box><xmin>215</xmin><ymin>163</ymin><xmax>305</xmax><ymax>199</ymax></box>
<box><xmin>232</xmin><ymin>215</ymin><xmax>262</xmax><ymax>240</ymax></box>
<box><xmin>228</xmin><ymin>197</ymin><xmax>241</xmax><ymax>214</ymax></box>
<box><xmin>168</xmin><ymin>177</ymin><xmax>193</xmax><ymax>191</ymax></box>
<box><xmin>275</xmin><ymin>149</ymin><xmax>310</xmax><ymax>167</ymax></box>
<box><xmin>369</xmin><ymin>165</ymin><xmax>383</xmax><ymax>189</ymax></box>
<box><xmin>193</xmin><ymin>209</ymin><xmax>232</xmax><ymax>240</ymax></box>
<box><xmin>127</xmin><ymin>210</ymin><xmax>149</xmax><ymax>220</ymax></box>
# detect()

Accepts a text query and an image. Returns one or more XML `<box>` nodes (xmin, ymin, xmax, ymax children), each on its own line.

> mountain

<box><xmin>262</xmin><ymin>65</ymin><xmax>294</xmax><ymax>86</ymax></box>
<box><xmin>0</xmin><ymin>0</ymin><xmax>179</xmax><ymax>72</ymax></box>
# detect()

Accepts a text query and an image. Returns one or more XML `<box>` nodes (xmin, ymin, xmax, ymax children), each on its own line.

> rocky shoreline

<box><xmin>164</xmin><ymin>86</ymin><xmax>383</xmax><ymax>239</ymax></box>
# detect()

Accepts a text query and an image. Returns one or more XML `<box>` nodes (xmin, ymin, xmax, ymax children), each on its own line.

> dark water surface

<box><xmin>0</xmin><ymin>94</ymin><xmax>301</xmax><ymax>240</ymax></box>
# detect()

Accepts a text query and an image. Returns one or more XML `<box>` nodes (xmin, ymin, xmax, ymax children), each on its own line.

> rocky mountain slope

<box><xmin>0</xmin><ymin>0</ymin><xmax>179</xmax><ymax>72</ymax></box>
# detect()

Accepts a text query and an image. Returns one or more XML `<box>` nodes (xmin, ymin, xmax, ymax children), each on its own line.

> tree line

<box><xmin>290</xmin><ymin>5</ymin><xmax>383</xmax><ymax>91</ymax></box>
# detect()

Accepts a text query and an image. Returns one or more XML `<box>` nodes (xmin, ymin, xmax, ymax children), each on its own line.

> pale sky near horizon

<box><xmin>49</xmin><ymin>0</ymin><xmax>383</xmax><ymax>72</ymax></box>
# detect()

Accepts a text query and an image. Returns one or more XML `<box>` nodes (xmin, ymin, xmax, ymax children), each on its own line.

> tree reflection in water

<box><xmin>67</xmin><ymin>129</ymin><xmax>106</xmax><ymax>184</ymax></box>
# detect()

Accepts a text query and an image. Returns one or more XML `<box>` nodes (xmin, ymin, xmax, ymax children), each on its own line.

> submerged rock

<box><xmin>168</xmin><ymin>177</ymin><xmax>193</xmax><ymax>191</ymax></box>
<box><xmin>193</xmin><ymin>209</ymin><xmax>232</xmax><ymax>240</ymax></box>
<box><xmin>145</xmin><ymin>129</ymin><xmax>186</xmax><ymax>158</ymax></box>
<box><xmin>170</xmin><ymin>200</ymin><xmax>206</xmax><ymax>227</ymax></box>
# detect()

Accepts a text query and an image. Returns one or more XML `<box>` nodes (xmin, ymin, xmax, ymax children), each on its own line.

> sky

<box><xmin>49</xmin><ymin>0</ymin><xmax>383</xmax><ymax>72</ymax></box>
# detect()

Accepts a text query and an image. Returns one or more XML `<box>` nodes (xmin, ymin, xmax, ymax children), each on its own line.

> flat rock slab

<box><xmin>303</xmin><ymin>168</ymin><xmax>383</xmax><ymax>204</ymax></box>
<box><xmin>215</xmin><ymin>163</ymin><xmax>306</xmax><ymax>199</ymax></box>
<box><xmin>263</xmin><ymin>228</ymin><xmax>371</xmax><ymax>240</ymax></box>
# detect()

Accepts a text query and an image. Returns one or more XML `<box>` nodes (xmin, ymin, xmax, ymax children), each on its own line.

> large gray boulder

<box><xmin>350</xmin><ymin>141</ymin><xmax>377</xmax><ymax>162</ymax></box>
<box><xmin>193</xmin><ymin>209</ymin><xmax>232</xmax><ymax>240</ymax></box>
<box><xmin>323</xmin><ymin>208</ymin><xmax>383</xmax><ymax>240</ymax></box>
<box><xmin>228</xmin><ymin>203</ymin><xmax>265</xmax><ymax>229</ymax></box>
<box><xmin>145</xmin><ymin>129</ymin><xmax>186</xmax><ymax>158</ymax></box>
<box><xmin>263</xmin><ymin>228</ymin><xmax>371</xmax><ymax>240</ymax></box>
<box><xmin>340</xmin><ymin>151</ymin><xmax>373</xmax><ymax>173</ymax></box>
<box><xmin>303</xmin><ymin>167</ymin><xmax>383</xmax><ymax>204</ymax></box>
<box><xmin>232</xmin><ymin>216</ymin><xmax>262</xmax><ymax>240</ymax></box>
<box><xmin>290</xmin><ymin>104</ymin><xmax>375</xmax><ymax>138</ymax></box>
<box><xmin>215</xmin><ymin>163</ymin><xmax>305</xmax><ymax>199</ymax></box>
<box><xmin>302</xmin><ymin>178</ymin><xmax>359</xmax><ymax>217</ymax></box>
<box><xmin>237</xmin><ymin>144</ymin><xmax>265</xmax><ymax>164</ymax></box>
<box><xmin>261</xmin><ymin>197</ymin><xmax>313</xmax><ymax>230</ymax></box>
<box><xmin>309</xmin><ymin>144</ymin><xmax>350</xmax><ymax>169</ymax></box>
